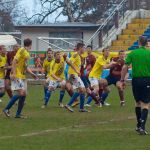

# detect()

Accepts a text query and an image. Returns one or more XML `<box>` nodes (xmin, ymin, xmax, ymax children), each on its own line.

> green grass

<box><xmin>0</xmin><ymin>84</ymin><xmax>149</xmax><ymax>150</ymax></box>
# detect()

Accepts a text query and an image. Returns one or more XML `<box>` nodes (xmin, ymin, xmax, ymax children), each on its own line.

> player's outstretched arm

<box><xmin>103</xmin><ymin>61</ymin><xmax>117</xmax><ymax>69</ymax></box>
<box><xmin>27</xmin><ymin>67</ymin><xmax>38</xmax><ymax>80</ymax></box>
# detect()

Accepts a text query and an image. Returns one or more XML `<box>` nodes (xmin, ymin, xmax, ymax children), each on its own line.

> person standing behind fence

<box><xmin>120</xmin><ymin>36</ymin><xmax>150</xmax><ymax>135</ymax></box>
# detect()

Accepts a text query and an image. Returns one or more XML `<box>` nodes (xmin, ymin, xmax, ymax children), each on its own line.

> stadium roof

<box><xmin>15</xmin><ymin>22</ymin><xmax>99</xmax><ymax>29</ymax></box>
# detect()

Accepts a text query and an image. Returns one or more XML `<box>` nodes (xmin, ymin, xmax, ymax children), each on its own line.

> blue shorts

<box><xmin>81</xmin><ymin>76</ymin><xmax>90</xmax><ymax>88</ymax></box>
<box><xmin>105</xmin><ymin>75</ymin><xmax>120</xmax><ymax>85</ymax></box>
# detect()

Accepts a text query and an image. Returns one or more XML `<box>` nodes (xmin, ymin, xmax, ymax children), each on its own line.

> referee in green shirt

<box><xmin>121</xmin><ymin>36</ymin><xmax>150</xmax><ymax>135</ymax></box>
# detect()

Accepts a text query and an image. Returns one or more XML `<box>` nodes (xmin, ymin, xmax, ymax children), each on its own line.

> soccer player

<box><xmin>120</xmin><ymin>36</ymin><xmax>150</xmax><ymax>135</ymax></box>
<box><xmin>42</xmin><ymin>48</ymin><xmax>53</xmax><ymax>98</ymax></box>
<box><xmin>0</xmin><ymin>45</ymin><xmax>7</xmax><ymax>99</ymax></box>
<box><xmin>65</xmin><ymin>43</ymin><xmax>89</xmax><ymax>112</ymax></box>
<box><xmin>5</xmin><ymin>44</ymin><xmax>20</xmax><ymax>98</ymax></box>
<box><xmin>88</xmin><ymin>48</ymin><xmax>117</xmax><ymax>107</ymax></box>
<box><xmin>3</xmin><ymin>38</ymin><xmax>38</xmax><ymax>118</ymax></box>
<box><xmin>101</xmin><ymin>50</ymin><xmax>126</xmax><ymax>106</ymax></box>
<box><xmin>42</xmin><ymin>51</ymin><xmax>79</xmax><ymax>108</ymax></box>
<box><xmin>80</xmin><ymin>45</ymin><xmax>96</xmax><ymax>92</ymax></box>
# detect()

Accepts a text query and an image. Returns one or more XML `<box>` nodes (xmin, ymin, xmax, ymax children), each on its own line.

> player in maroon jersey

<box><xmin>5</xmin><ymin>44</ymin><xmax>20</xmax><ymax>98</ymax></box>
<box><xmin>102</xmin><ymin>50</ymin><xmax>126</xmax><ymax>106</ymax></box>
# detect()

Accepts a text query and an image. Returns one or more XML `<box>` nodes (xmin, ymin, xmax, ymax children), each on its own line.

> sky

<box><xmin>20</xmin><ymin>0</ymin><xmax>66</xmax><ymax>23</ymax></box>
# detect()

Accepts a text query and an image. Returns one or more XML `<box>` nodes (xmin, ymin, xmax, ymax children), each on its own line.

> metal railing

<box><xmin>37</xmin><ymin>37</ymin><xmax>84</xmax><ymax>52</ymax></box>
<box><xmin>85</xmin><ymin>0</ymin><xmax>129</xmax><ymax>48</ymax></box>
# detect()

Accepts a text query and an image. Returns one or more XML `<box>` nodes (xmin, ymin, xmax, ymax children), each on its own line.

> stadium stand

<box><xmin>109</xmin><ymin>18</ymin><xmax>150</xmax><ymax>51</ymax></box>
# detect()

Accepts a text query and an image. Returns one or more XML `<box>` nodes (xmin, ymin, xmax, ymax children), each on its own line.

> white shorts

<box><xmin>0</xmin><ymin>79</ymin><xmax>5</xmax><ymax>88</ymax></box>
<box><xmin>69</xmin><ymin>75</ymin><xmax>85</xmax><ymax>89</ymax></box>
<box><xmin>89</xmin><ymin>77</ymin><xmax>99</xmax><ymax>87</ymax></box>
<box><xmin>48</xmin><ymin>80</ymin><xmax>66</xmax><ymax>90</ymax></box>
<box><xmin>11</xmin><ymin>79</ymin><xmax>27</xmax><ymax>91</ymax></box>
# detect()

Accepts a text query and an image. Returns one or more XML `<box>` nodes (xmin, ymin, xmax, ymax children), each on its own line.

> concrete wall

<box><xmin>21</xmin><ymin>28</ymin><xmax>49</xmax><ymax>51</ymax></box>
<box><xmin>20</xmin><ymin>28</ymin><xmax>98</xmax><ymax>51</ymax></box>
<box><xmin>139</xmin><ymin>9</ymin><xmax>150</xmax><ymax>18</ymax></box>
<box><xmin>83</xmin><ymin>30</ymin><xmax>99</xmax><ymax>49</ymax></box>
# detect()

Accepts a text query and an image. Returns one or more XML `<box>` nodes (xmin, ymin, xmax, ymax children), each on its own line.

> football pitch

<box><xmin>0</xmin><ymin>84</ymin><xmax>149</xmax><ymax>150</ymax></box>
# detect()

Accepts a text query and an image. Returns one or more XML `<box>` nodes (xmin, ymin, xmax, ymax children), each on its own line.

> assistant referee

<box><xmin>121</xmin><ymin>36</ymin><xmax>150</xmax><ymax>135</ymax></box>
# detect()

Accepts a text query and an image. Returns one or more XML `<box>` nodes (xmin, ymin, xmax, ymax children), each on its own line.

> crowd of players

<box><xmin>42</xmin><ymin>43</ymin><xmax>126</xmax><ymax>112</ymax></box>
<box><xmin>0</xmin><ymin>38</ymin><xmax>126</xmax><ymax>119</ymax></box>
<box><xmin>1</xmin><ymin>36</ymin><xmax>150</xmax><ymax>136</ymax></box>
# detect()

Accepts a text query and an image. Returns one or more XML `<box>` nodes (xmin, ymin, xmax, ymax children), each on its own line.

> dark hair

<box><xmin>119</xmin><ymin>50</ymin><xmax>125</xmax><ymax>54</ymax></box>
<box><xmin>76</xmin><ymin>43</ymin><xmax>85</xmax><ymax>50</ymax></box>
<box><xmin>139</xmin><ymin>36</ymin><xmax>148</xmax><ymax>46</ymax></box>
<box><xmin>102</xmin><ymin>48</ymin><xmax>109</xmax><ymax>52</ymax></box>
<box><xmin>47</xmin><ymin>48</ymin><xmax>53</xmax><ymax>53</ymax></box>
<box><xmin>24</xmin><ymin>38</ymin><xmax>32</xmax><ymax>47</ymax></box>
<box><xmin>87</xmin><ymin>45</ymin><xmax>92</xmax><ymax>49</ymax></box>
<box><xmin>54</xmin><ymin>51</ymin><xmax>60</xmax><ymax>57</ymax></box>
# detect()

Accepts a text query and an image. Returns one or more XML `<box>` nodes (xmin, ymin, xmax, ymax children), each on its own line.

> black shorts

<box><xmin>5</xmin><ymin>74</ymin><xmax>10</xmax><ymax>80</ymax></box>
<box><xmin>105</xmin><ymin>75</ymin><xmax>120</xmax><ymax>86</ymax></box>
<box><xmin>5</xmin><ymin>70</ymin><xmax>11</xmax><ymax>80</ymax></box>
<box><xmin>132</xmin><ymin>77</ymin><xmax>150</xmax><ymax>103</ymax></box>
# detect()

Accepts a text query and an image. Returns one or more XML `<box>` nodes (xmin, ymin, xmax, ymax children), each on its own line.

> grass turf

<box><xmin>0</xmin><ymin>84</ymin><xmax>149</xmax><ymax>150</ymax></box>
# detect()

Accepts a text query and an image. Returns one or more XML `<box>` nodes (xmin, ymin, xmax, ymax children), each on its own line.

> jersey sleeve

<box><xmin>125</xmin><ymin>52</ymin><xmax>132</xmax><ymax>65</ymax></box>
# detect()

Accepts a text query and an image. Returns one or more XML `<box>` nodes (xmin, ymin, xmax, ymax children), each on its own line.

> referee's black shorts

<box><xmin>132</xmin><ymin>77</ymin><xmax>150</xmax><ymax>103</ymax></box>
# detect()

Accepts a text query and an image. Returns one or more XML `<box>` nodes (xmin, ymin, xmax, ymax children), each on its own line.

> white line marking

<box><xmin>0</xmin><ymin>116</ymin><xmax>136</xmax><ymax>139</ymax></box>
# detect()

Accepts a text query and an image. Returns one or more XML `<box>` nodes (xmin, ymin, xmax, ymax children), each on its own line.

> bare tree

<box><xmin>0</xmin><ymin>0</ymin><xmax>17</xmax><ymax>31</ymax></box>
<box><xmin>21</xmin><ymin>0</ymin><xmax>64</xmax><ymax>24</ymax></box>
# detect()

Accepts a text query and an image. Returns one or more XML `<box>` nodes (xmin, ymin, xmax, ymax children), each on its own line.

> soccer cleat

<box><xmin>41</xmin><ymin>105</ymin><xmax>47</xmax><ymax>109</ymax></box>
<box><xmin>97</xmin><ymin>102</ymin><xmax>103</xmax><ymax>108</ymax></box>
<box><xmin>3</xmin><ymin>109</ymin><xmax>10</xmax><ymax>117</ymax></box>
<box><xmin>59</xmin><ymin>103</ymin><xmax>64</xmax><ymax>108</ymax></box>
<box><xmin>103</xmin><ymin>102</ymin><xmax>110</xmax><ymax>106</ymax></box>
<box><xmin>84</xmin><ymin>104</ymin><xmax>92</xmax><ymax>107</ymax></box>
<box><xmin>79</xmin><ymin>109</ymin><xmax>91</xmax><ymax>113</ymax></box>
<box><xmin>135</xmin><ymin>127</ymin><xmax>141</xmax><ymax>133</ymax></box>
<box><xmin>64</xmin><ymin>105</ymin><xmax>74</xmax><ymax>112</ymax></box>
<box><xmin>138</xmin><ymin>128</ymin><xmax>148</xmax><ymax>135</ymax></box>
<box><xmin>15</xmin><ymin>115</ymin><xmax>27</xmax><ymax>119</ymax></box>
<box><xmin>120</xmin><ymin>101</ymin><xmax>125</xmax><ymax>107</ymax></box>
<box><xmin>72</xmin><ymin>99</ymin><xmax>80</xmax><ymax>107</ymax></box>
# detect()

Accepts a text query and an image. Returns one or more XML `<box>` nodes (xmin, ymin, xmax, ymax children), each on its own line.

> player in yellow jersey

<box><xmin>3</xmin><ymin>38</ymin><xmax>38</xmax><ymax>118</ymax></box>
<box><xmin>0</xmin><ymin>45</ymin><xmax>7</xmax><ymax>99</ymax></box>
<box><xmin>88</xmin><ymin>48</ymin><xmax>117</xmax><ymax>106</ymax></box>
<box><xmin>42</xmin><ymin>51</ymin><xmax>79</xmax><ymax>108</ymax></box>
<box><xmin>42</xmin><ymin>48</ymin><xmax>53</xmax><ymax>99</ymax></box>
<box><xmin>65</xmin><ymin>43</ymin><xmax>89</xmax><ymax>112</ymax></box>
